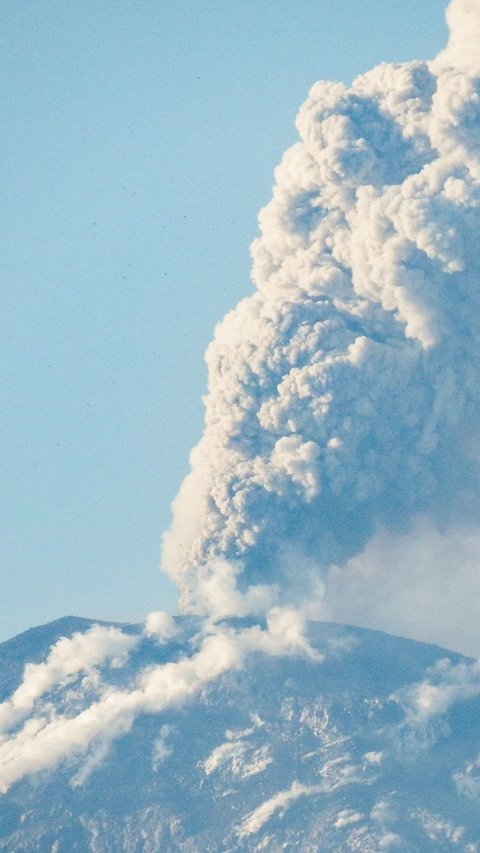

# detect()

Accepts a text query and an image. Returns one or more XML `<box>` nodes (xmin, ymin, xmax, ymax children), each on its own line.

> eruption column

<box><xmin>163</xmin><ymin>0</ymin><xmax>480</xmax><ymax>626</ymax></box>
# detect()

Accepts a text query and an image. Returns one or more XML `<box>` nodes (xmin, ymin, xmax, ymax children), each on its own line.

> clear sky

<box><xmin>1</xmin><ymin>1</ymin><xmax>448</xmax><ymax>642</ymax></box>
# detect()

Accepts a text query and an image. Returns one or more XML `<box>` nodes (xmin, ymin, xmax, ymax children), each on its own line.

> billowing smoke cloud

<box><xmin>438</xmin><ymin>0</ymin><xmax>480</xmax><ymax>73</ymax></box>
<box><xmin>2</xmin><ymin>0</ymin><xmax>480</xmax><ymax>796</ymax></box>
<box><xmin>162</xmin><ymin>0</ymin><xmax>480</xmax><ymax>653</ymax></box>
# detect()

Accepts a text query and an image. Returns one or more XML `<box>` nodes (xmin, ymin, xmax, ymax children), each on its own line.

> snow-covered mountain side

<box><xmin>1</xmin><ymin>616</ymin><xmax>480</xmax><ymax>851</ymax></box>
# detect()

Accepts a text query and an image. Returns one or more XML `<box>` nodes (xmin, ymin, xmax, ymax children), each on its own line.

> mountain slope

<box><xmin>1</xmin><ymin>618</ymin><xmax>480</xmax><ymax>851</ymax></box>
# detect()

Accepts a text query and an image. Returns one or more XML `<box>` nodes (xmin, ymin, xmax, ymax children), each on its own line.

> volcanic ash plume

<box><xmin>163</xmin><ymin>0</ymin><xmax>480</xmax><ymax>636</ymax></box>
<box><xmin>3</xmin><ymin>0</ymin><xmax>480</xmax><ymax>797</ymax></box>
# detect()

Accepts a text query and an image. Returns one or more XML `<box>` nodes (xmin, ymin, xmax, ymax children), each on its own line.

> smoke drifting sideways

<box><xmin>2</xmin><ymin>0</ymin><xmax>480</xmax><ymax>794</ymax></box>
<box><xmin>163</xmin><ymin>0</ymin><xmax>480</xmax><ymax>656</ymax></box>
<box><xmin>0</xmin><ymin>612</ymin><xmax>321</xmax><ymax>792</ymax></box>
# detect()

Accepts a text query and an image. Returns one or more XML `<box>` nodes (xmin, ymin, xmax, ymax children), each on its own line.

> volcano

<box><xmin>1</xmin><ymin>616</ymin><xmax>480</xmax><ymax>851</ymax></box>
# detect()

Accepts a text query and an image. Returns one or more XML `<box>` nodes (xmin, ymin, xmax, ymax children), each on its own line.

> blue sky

<box><xmin>1</xmin><ymin>1</ymin><xmax>448</xmax><ymax>641</ymax></box>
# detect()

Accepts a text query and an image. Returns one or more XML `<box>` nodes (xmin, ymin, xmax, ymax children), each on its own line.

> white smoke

<box><xmin>162</xmin><ymin>0</ymin><xmax>480</xmax><ymax>656</ymax></box>
<box><xmin>393</xmin><ymin>656</ymin><xmax>480</xmax><ymax>726</ymax></box>
<box><xmin>0</xmin><ymin>625</ymin><xmax>138</xmax><ymax>733</ymax></box>
<box><xmin>143</xmin><ymin>610</ymin><xmax>178</xmax><ymax>643</ymax></box>
<box><xmin>0</xmin><ymin>608</ymin><xmax>319</xmax><ymax>793</ymax></box>
<box><xmin>2</xmin><ymin>0</ymin><xmax>480</xmax><ymax>795</ymax></box>
<box><xmin>317</xmin><ymin>520</ymin><xmax>480</xmax><ymax>657</ymax></box>
<box><xmin>436</xmin><ymin>0</ymin><xmax>480</xmax><ymax>74</ymax></box>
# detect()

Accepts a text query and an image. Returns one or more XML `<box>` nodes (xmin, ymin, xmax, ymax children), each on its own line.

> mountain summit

<box><xmin>4</xmin><ymin>1</ymin><xmax>480</xmax><ymax>848</ymax></box>
<box><xmin>1</xmin><ymin>616</ymin><xmax>480</xmax><ymax>851</ymax></box>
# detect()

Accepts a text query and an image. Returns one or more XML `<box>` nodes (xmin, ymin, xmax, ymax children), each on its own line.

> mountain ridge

<box><xmin>1</xmin><ymin>616</ymin><xmax>479</xmax><ymax>851</ymax></box>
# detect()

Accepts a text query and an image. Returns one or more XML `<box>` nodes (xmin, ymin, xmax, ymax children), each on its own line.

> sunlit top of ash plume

<box><xmin>436</xmin><ymin>0</ymin><xmax>480</xmax><ymax>73</ymax></box>
<box><xmin>162</xmin><ymin>0</ymin><xmax>480</xmax><ymax>625</ymax></box>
